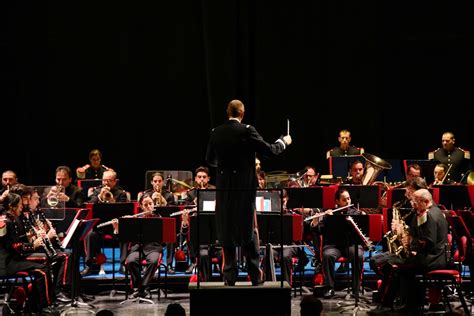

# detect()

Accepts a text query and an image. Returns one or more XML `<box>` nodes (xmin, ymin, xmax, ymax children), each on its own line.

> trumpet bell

<box><xmin>362</xmin><ymin>153</ymin><xmax>392</xmax><ymax>185</ymax></box>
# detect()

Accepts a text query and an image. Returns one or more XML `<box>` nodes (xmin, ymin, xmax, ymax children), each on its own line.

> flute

<box><xmin>304</xmin><ymin>204</ymin><xmax>354</xmax><ymax>222</ymax></box>
<box><xmin>96</xmin><ymin>209</ymin><xmax>156</xmax><ymax>228</ymax></box>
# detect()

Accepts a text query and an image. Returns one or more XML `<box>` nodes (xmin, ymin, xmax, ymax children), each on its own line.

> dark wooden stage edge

<box><xmin>189</xmin><ymin>281</ymin><xmax>292</xmax><ymax>316</ymax></box>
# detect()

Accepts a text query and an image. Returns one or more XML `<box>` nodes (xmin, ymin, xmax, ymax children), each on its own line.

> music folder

<box><xmin>62</xmin><ymin>217</ymin><xmax>98</xmax><ymax>249</ymax></box>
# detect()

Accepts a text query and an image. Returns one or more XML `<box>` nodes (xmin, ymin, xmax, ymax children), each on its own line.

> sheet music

<box><xmin>61</xmin><ymin>219</ymin><xmax>80</xmax><ymax>249</ymax></box>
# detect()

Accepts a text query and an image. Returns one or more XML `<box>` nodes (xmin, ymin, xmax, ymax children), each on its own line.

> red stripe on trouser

<box><xmin>33</xmin><ymin>269</ymin><xmax>51</xmax><ymax>305</ymax></box>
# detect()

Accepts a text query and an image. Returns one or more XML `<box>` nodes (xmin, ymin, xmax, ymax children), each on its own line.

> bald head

<box><xmin>412</xmin><ymin>188</ymin><xmax>433</xmax><ymax>211</ymax></box>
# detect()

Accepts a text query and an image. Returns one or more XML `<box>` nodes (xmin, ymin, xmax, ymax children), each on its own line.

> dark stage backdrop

<box><xmin>2</xmin><ymin>1</ymin><xmax>473</xmax><ymax>197</ymax></box>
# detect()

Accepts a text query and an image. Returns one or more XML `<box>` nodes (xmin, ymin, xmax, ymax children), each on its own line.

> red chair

<box><xmin>417</xmin><ymin>232</ymin><xmax>470</xmax><ymax>314</ymax></box>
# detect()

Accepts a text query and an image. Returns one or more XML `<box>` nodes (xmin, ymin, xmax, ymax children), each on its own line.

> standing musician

<box><xmin>112</xmin><ymin>193</ymin><xmax>163</xmax><ymax>299</ymax></box>
<box><xmin>81</xmin><ymin>169</ymin><xmax>129</xmax><ymax>276</ymax></box>
<box><xmin>326</xmin><ymin>129</ymin><xmax>364</xmax><ymax>158</ymax></box>
<box><xmin>76</xmin><ymin>148</ymin><xmax>111</xmax><ymax>180</ymax></box>
<box><xmin>181</xmin><ymin>166</ymin><xmax>220</xmax><ymax>280</ymax></box>
<box><xmin>428</xmin><ymin>131</ymin><xmax>471</xmax><ymax>183</ymax></box>
<box><xmin>14</xmin><ymin>185</ymin><xmax>73</xmax><ymax>303</ymax></box>
<box><xmin>321</xmin><ymin>188</ymin><xmax>366</xmax><ymax>299</ymax></box>
<box><xmin>0</xmin><ymin>193</ymin><xmax>57</xmax><ymax>314</ymax></box>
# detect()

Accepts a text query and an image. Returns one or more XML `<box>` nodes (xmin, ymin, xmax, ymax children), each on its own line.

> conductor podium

<box><xmin>189</xmin><ymin>188</ymin><xmax>292</xmax><ymax>316</ymax></box>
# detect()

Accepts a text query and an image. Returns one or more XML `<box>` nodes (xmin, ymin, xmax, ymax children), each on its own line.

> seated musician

<box><xmin>139</xmin><ymin>172</ymin><xmax>177</xmax><ymax>274</ymax></box>
<box><xmin>430</xmin><ymin>163</ymin><xmax>456</xmax><ymax>187</ymax></box>
<box><xmin>42</xmin><ymin>166</ymin><xmax>84</xmax><ymax>208</ymax></box>
<box><xmin>367</xmin><ymin>189</ymin><xmax>448</xmax><ymax>314</ymax></box>
<box><xmin>15</xmin><ymin>185</ymin><xmax>73</xmax><ymax>303</ymax></box>
<box><xmin>112</xmin><ymin>193</ymin><xmax>163</xmax><ymax>299</ymax></box>
<box><xmin>181</xmin><ymin>166</ymin><xmax>221</xmax><ymax>280</ymax></box>
<box><xmin>262</xmin><ymin>189</ymin><xmax>310</xmax><ymax>285</ymax></box>
<box><xmin>81</xmin><ymin>169</ymin><xmax>129</xmax><ymax>276</ymax></box>
<box><xmin>343</xmin><ymin>160</ymin><xmax>364</xmax><ymax>185</ymax></box>
<box><xmin>321</xmin><ymin>188</ymin><xmax>365</xmax><ymax>299</ymax></box>
<box><xmin>0</xmin><ymin>193</ymin><xmax>57</xmax><ymax>314</ymax></box>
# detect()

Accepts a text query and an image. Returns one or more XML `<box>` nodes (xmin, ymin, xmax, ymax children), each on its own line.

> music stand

<box><xmin>433</xmin><ymin>185</ymin><xmax>472</xmax><ymax>210</ymax></box>
<box><xmin>118</xmin><ymin>217</ymin><xmax>176</xmax><ymax>304</ymax></box>
<box><xmin>339</xmin><ymin>185</ymin><xmax>380</xmax><ymax>209</ymax></box>
<box><xmin>403</xmin><ymin>159</ymin><xmax>438</xmax><ymax>185</ymax></box>
<box><xmin>60</xmin><ymin>209</ymin><xmax>98</xmax><ymax>315</ymax></box>
<box><xmin>328</xmin><ymin>155</ymin><xmax>363</xmax><ymax>178</ymax></box>
<box><xmin>323</xmin><ymin>215</ymin><xmax>371</xmax><ymax>313</ymax></box>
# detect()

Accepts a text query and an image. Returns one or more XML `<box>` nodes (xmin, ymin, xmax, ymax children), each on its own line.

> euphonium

<box><xmin>386</xmin><ymin>202</ymin><xmax>410</xmax><ymax>258</ymax></box>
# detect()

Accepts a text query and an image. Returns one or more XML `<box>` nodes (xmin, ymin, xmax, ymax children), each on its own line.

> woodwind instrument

<box><xmin>304</xmin><ymin>204</ymin><xmax>354</xmax><ymax>222</ymax></box>
<box><xmin>346</xmin><ymin>216</ymin><xmax>374</xmax><ymax>251</ymax></box>
<box><xmin>31</xmin><ymin>217</ymin><xmax>58</xmax><ymax>258</ymax></box>
<box><xmin>38</xmin><ymin>211</ymin><xmax>63</xmax><ymax>249</ymax></box>
<box><xmin>96</xmin><ymin>209</ymin><xmax>158</xmax><ymax>228</ymax></box>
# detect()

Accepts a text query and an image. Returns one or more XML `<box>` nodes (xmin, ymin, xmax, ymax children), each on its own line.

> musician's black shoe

<box><xmin>367</xmin><ymin>304</ymin><xmax>392</xmax><ymax>315</ymax></box>
<box><xmin>56</xmin><ymin>292</ymin><xmax>72</xmax><ymax>303</ymax></box>
<box><xmin>185</xmin><ymin>263</ymin><xmax>196</xmax><ymax>274</ymax></box>
<box><xmin>40</xmin><ymin>306</ymin><xmax>60</xmax><ymax>315</ymax></box>
<box><xmin>224</xmin><ymin>280</ymin><xmax>235</xmax><ymax>286</ymax></box>
<box><xmin>323</xmin><ymin>288</ymin><xmax>335</xmax><ymax>299</ymax></box>
<box><xmin>252</xmin><ymin>280</ymin><xmax>265</xmax><ymax>286</ymax></box>
<box><xmin>80</xmin><ymin>266</ymin><xmax>99</xmax><ymax>277</ymax></box>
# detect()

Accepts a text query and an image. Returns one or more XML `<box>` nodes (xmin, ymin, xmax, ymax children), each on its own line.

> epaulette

<box><xmin>326</xmin><ymin>149</ymin><xmax>333</xmax><ymax>160</ymax></box>
<box><xmin>358</xmin><ymin>147</ymin><xmax>365</xmax><ymax>154</ymax></box>
<box><xmin>459</xmin><ymin>148</ymin><xmax>470</xmax><ymax>159</ymax></box>
<box><xmin>428</xmin><ymin>148</ymin><xmax>440</xmax><ymax>160</ymax></box>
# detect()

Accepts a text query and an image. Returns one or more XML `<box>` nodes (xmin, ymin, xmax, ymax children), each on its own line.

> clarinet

<box><xmin>346</xmin><ymin>216</ymin><xmax>374</xmax><ymax>251</ymax></box>
<box><xmin>38</xmin><ymin>211</ymin><xmax>63</xmax><ymax>250</ymax></box>
<box><xmin>29</xmin><ymin>215</ymin><xmax>57</xmax><ymax>259</ymax></box>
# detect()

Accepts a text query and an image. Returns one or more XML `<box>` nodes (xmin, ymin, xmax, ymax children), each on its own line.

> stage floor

<box><xmin>56</xmin><ymin>286</ymin><xmax>473</xmax><ymax>315</ymax></box>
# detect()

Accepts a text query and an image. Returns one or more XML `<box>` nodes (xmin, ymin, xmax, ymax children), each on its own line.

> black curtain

<box><xmin>1</xmin><ymin>1</ymin><xmax>472</xmax><ymax>196</ymax></box>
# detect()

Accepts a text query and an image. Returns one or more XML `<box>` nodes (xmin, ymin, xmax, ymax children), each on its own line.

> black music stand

<box><xmin>323</xmin><ymin>215</ymin><xmax>371</xmax><ymax>313</ymax></box>
<box><xmin>328</xmin><ymin>155</ymin><xmax>363</xmax><ymax>178</ymax></box>
<box><xmin>190</xmin><ymin>213</ymin><xmax>217</xmax><ymax>285</ymax></box>
<box><xmin>118</xmin><ymin>217</ymin><xmax>168</xmax><ymax>304</ymax></box>
<box><xmin>92</xmin><ymin>202</ymin><xmax>135</xmax><ymax>295</ymax></box>
<box><xmin>403</xmin><ymin>159</ymin><xmax>437</xmax><ymax>184</ymax></box>
<box><xmin>339</xmin><ymin>185</ymin><xmax>380</xmax><ymax>209</ymax></box>
<box><xmin>286</xmin><ymin>187</ymin><xmax>324</xmax><ymax>210</ymax></box>
<box><xmin>60</xmin><ymin>212</ymin><xmax>98</xmax><ymax>315</ymax></box>
<box><xmin>433</xmin><ymin>185</ymin><xmax>472</xmax><ymax>210</ymax></box>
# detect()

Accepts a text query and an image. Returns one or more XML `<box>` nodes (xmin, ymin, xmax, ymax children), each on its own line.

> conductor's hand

<box><xmin>283</xmin><ymin>135</ymin><xmax>292</xmax><ymax>146</ymax></box>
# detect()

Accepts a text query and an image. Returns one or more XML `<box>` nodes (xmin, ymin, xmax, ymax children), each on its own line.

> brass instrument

<box><xmin>99</xmin><ymin>185</ymin><xmax>114</xmax><ymax>203</ymax></box>
<box><xmin>47</xmin><ymin>185</ymin><xmax>64</xmax><ymax>207</ymax></box>
<box><xmin>152</xmin><ymin>183</ymin><xmax>167</xmax><ymax>206</ymax></box>
<box><xmin>361</xmin><ymin>153</ymin><xmax>392</xmax><ymax>185</ymax></box>
<box><xmin>385</xmin><ymin>202</ymin><xmax>410</xmax><ymax>258</ymax></box>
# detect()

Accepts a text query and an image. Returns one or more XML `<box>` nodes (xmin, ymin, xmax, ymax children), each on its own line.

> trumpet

<box><xmin>152</xmin><ymin>183</ymin><xmax>167</xmax><ymax>206</ymax></box>
<box><xmin>47</xmin><ymin>185</ymin><xmax>64</xmax><ymax>207</ymax></box>
<box><xmin>99</xmin><ymin>185</ymin><xmax>114</xmax><ymax>203</ymax></box>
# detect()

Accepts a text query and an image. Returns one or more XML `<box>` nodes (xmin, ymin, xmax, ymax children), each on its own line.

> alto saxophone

<box><xmin>386</xmin><ymin>202</ymin><xmax>410</xmax><ymax>258</ymax></box>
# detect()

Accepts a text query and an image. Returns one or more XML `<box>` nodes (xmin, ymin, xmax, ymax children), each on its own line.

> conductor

<box><xmin>206</xmin><ymin>99</ymin><xmax>292</xmax><ymax>286</ymax></box>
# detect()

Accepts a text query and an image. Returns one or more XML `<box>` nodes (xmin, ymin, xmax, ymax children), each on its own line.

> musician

<box><xmin>430</xmin><ymin>163</ymin><xmax>456</xmax><ymax>186</ymax></box>
<box><xmin>368</xmin><ymin>189</ymin><xmax>448</xmax><ymax>314</ymax></box>
<box><xmin>76</xmin><ymin>148</ymin><xmax>111</xmax><ymax>180</ymax></box>
<box><xmin>326</xmin><ymin>129</ymin><xmax>364</xmax><ymax>158</ymax></box>
<box><xmin>343</xmin><ymin>160</ymin><xmax>364</xmax><ymax>185</ymax></box>
<box><xmin>428</xmin><ymin>131</ymin><xmax>471</xmax><ymax>183</ymax></box>
<box><xmin>406</xmin><ymin>163</ymin><xmax>422</xmax><ymax>181</ymax></box>
<box><xmin>206</xmin><ymin>99</ymin><xmax>291</xmax><ymax>286</ymax></box>
<box><xmin>182</xmin><ymin>166</ymin><xmax>220</xmax><ymax>278</ymax></box>
<box><xmin>114</xmin><ymin>193</ymin><xmax>163</xmax><ymax>299</ymax></box>
<box><xmin>42</xmin><ymin>166</ymin><xmax>84</xmax><ymax>208</ymax></box>
<box><xmin>0</xmin><ymin>193</ymin><xmax>57</xmax><ymax>313</ymax></box>
<box><xmin>0</xmin><ymin>170</ymin><xmax>20</xmax><ymax>212</ymax></box>
<box><xmin>15</xmin><ymin>185</ymin><xmax>73</xmax><ymax>303</ymax></box>
<box><xmin>82</xmin><ymin>169</ymin><xmax>129</xmax><ymax>276</ymax></box>
<box><xmin>139</xmin><ymin>172</ymin><xmax>177</xmax><ymax>274</ymax></box>
<box><xmin>321</xmin><ymin>188</ymin><xmax>365</xmax><ymax>299</ymax></box>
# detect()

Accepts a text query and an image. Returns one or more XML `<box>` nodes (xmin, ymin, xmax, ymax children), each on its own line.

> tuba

<box><xmin>361</xmin><ymin>153</ymin><xmax>392</xmax><ymax>185</ymax></box>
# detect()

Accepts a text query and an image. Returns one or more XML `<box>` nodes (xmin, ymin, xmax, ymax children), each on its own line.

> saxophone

<box><xmin>386</xmin><ymin>202</ymin><xmax>410</xmax><ymax>258</ymax></box>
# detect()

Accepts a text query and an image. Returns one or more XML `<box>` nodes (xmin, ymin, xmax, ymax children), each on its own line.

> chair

<box><xmin>123</xmin><ymin>253</ymin><xmax>168</xmax><ymax>301</ymax></box>
<box><xmin>1</xmin><ymin>271</ymin><xmax>38</xmax><ymax>314</ymax></box>
<box><xmin>417</xmin><ymin>231</ymin><xmax>470</xmax><ymax>314</ymax></box>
